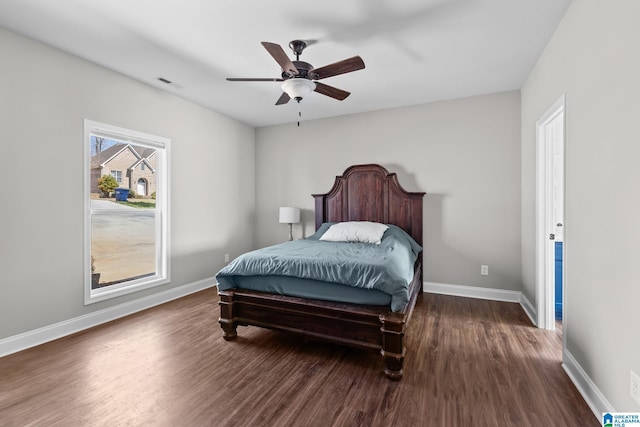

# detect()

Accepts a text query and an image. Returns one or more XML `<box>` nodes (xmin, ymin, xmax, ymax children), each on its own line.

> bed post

<box><xmin>379</xmin><ymin>313</ymin><xmax>406</xmax><ymax>380</ymax></box>
<box><xmin>218</xmin><ymin>290</ymin><xmax>238</xmax><ymax>340</ymax></box>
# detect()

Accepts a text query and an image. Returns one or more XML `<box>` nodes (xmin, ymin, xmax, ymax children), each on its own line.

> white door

<box><xmin>137</xmin><ymin>179</ymin><xmax>146</xmax><ymax>196</ymax></box>
<box><xmin>536</xmin><ymin>95</ymin><xmax>565</xmax><ymax>331</ymax></box>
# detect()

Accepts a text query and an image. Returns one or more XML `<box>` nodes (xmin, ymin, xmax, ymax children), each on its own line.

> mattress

<box><xmin>216</xmin><ymin>223</ymin><xmax>422</xmax><ymax>312</ymax></box>
<box><xmin>229</xmin><ymin>274</ymin><xmax>392</xmax><ymax>306</ymax></box>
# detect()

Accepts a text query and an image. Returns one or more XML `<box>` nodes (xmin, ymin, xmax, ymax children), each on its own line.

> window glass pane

<box><xmin>110</xmin><ymin>170</ymin><xmax>122</xmax><ymax>184</ymax></box>
<box><xmin>91</xmin><ymin>211</ymin><xmax>157</xmax><ymax>288</ymax></box>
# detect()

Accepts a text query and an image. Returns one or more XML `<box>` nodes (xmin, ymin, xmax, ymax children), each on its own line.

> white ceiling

<box><xmin>0</xmin><ymin>0</ymin><xmax>571</xmax><ymax>127</ymax></box>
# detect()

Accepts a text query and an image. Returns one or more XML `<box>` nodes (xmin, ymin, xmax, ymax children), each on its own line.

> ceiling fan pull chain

<box><xmin>298</xmin><ymin>110</ymin><xmax>301</xmax><ymax>127</ymax></box>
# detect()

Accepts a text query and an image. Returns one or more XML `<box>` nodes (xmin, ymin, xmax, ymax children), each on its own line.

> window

<box><xmin>111</xmin><ymin>170</ymin><xmax>122</xmax><ymax>184</ymax></box>
<box><xmin>141</xmin><ymin>163</ymin><xmax>145</xmax><ymax>171</ymax></box>
<box><xmin>84</xmin><ymin>120</ymin><xmax>170</xmax><ymax>304</ymax></box>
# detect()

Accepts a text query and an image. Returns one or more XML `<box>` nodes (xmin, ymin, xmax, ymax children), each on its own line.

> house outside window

<box><xmin>84</xmin><ymin>120</ymin><xmax>170</xmax><ymax>304</ymax></box>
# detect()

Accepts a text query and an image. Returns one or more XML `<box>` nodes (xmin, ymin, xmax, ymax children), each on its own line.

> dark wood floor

<box><xmin>0</xmin><ymin>289</ymin><xmax>597</xmax><ymax>426</ymax></box>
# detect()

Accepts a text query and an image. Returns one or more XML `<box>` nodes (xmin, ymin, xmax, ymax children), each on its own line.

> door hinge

<box><xmin>549</xmin><ymin>233</ymin><xmax>555</xmax><ymax>240</ymax></box>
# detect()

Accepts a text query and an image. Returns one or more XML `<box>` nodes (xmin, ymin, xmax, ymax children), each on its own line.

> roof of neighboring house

<box><xmin>130</xmin><ymin>157</ymin><xmax>156</xmax><ymax>173</ymax></box>
<box><xmin>136</xmin><ymin>147</ymin><xmax>156</xmax><ymax>159</ymax></box>
<box><xmin>91</xmin><ymin>143</ymin><xmax>155</xmax><ymax>169</ymax></box>
<box><xmin>91</xmin><ymin>143</ymin><xmax>127</xmax><ymax>169</ymax></box>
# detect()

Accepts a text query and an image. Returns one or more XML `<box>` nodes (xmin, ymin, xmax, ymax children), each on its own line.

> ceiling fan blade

<box><xmin>275</xmin><ymin>92</ymin><xmax>291</xmax><ymax>105</ymax></box>
<box><xmin>314</xmin><ymin>82</ymin><xmax>351</xmax><ymax>101</ymax></box>
<box><xmin>261</xmin><ymin>42</ymin><xmax>298</xmax><ymax>77</ymax></box>
<box><xmin>312</xmin><ymin>56</ymin><xmax>365</xmax><ymax>80</ymax></box>
<box><xmin>226</xmin><ymin>78</ymin><xmax>284</xmax><ymax>82</ymax></box>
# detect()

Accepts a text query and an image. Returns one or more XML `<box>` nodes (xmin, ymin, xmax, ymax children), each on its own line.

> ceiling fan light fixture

<box><xmin>281</xmin><ymin>78</ymin><xmax>316</xmax><ymax>102</ymax></box>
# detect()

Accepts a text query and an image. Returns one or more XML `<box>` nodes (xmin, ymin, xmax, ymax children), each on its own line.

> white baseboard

<box><xmin>423</xmin><ymin>281</ymin><xmax>522</xmax><ymax>303</ymax></box>
<box><xmin>0</xmin><ymin>278</ymin><xmax>215</xmax><ymax>358</ymax></box>
<box><xmin>424</xmin><ymin>281</ymin><xmax>537</xmax><ymax>325</ymax></box>
<box><xmin>519</xmin><ymin>293</ymin><xmax>537</xmax><ymax>326</ymax></box>
<box><xmin>562</xmin><ymin>348</ymin><xmax>614</xmax><ymax>421</ymax></box>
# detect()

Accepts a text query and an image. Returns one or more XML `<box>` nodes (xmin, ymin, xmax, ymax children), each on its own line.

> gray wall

<box><xmin>521</xmin><ymin>0</ymin><xmax>640</xmax><ymax>411</ymax></box>
<box><xmin>255</xmin><ymin>91</ymin><xmax>522</xmax><ymax>291</ymax></box>
<box><xmin>0</xmin><ymin>28</ymin><xmax>255</xmax><ymax>339</ymax></box>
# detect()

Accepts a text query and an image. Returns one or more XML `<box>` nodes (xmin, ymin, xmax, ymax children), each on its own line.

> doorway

<box><xmin>536</xmin><ymin>94</ymin><xmax>565</xmax><ymax>331</ymax></box>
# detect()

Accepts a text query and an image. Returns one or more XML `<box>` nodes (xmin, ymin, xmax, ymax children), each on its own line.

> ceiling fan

<box><xmin>226</xmin><ymin>40</ymin><xmax>365</xmax><ymax>105</ymax></box>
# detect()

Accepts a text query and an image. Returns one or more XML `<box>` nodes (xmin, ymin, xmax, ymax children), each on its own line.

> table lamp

<box><xmin>279</xmin><ymin>207</ymin><xmax>300</xmax><ymax>241</ymax></box>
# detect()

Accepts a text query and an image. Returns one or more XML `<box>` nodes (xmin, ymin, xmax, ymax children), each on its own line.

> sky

<box><xmin>90</xmin><ymin>135</ymin><xmax>119</xmax><ymax>156</ymax></box>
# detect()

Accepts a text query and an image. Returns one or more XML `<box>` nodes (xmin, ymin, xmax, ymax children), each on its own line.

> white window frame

<box><xmin>84</xmin><ymin>119</ymin><xmax>170</xmax><ymax>304</ymax></box>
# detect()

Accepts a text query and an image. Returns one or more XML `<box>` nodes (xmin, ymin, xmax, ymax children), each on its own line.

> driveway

<box><xmin>91</xmin><ymin>199</ymin><xmax>156</xmax><ymax>285</ymax></box>
<box><xmin>91</xmin><ymin>199</ymin><xmax>138</xmax><ymax>210</ymax></box>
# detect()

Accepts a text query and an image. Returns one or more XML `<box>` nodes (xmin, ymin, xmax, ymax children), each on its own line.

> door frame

<box><xmin>535</xmin><ymin>94</ymin><xmax>565</xmax><ymax>331</ymax></box>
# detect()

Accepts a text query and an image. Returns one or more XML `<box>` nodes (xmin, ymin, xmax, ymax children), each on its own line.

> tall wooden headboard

<box><xmin>312</xmin><ymin>164</ymin><xmax>426</xmax><ymax>246</ymax></box>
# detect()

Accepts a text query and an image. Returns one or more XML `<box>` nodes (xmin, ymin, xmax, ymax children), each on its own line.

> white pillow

<box><xmin>319</xmin><ymin>221</ymin><xmax>389</xmax><ymax>244</ymax></box>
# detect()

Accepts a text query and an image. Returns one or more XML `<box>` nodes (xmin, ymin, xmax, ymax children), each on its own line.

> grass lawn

<box><xmin>116</xmin><ymin>199</ymin><xmax>156</xmax><ymax>208</ymax></box>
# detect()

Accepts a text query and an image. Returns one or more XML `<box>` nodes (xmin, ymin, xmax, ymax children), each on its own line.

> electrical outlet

<box><xmin>224</xmin><ymin>253</ymin><xmax>230</xmax><ymax>263</ymax></box>
<box><xmin>631</xmin><ymin>370</ymin><xmax>640</xmax><ymax>405</ymax></box>
<box><xmin>480</xmin><ymin>265</ymin><xmax>489</xmax><ymax>276</ymax></box>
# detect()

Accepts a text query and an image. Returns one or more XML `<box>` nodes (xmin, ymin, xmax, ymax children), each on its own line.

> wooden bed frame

<box><xmin>218</xmin><ymin>164</ymin><xmax>425</xmax><ymax>379</ymax></box>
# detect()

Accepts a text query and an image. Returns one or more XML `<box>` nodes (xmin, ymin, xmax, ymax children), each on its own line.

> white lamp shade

<box><xmin>281</xmin><ymin>79</ymin><xmax>316</xmax><ymax>100</ymax></box>
<box><xmin>279</xmin><ymin>207</ymin><xmax>300</xmax><ymax>224</ymax></box>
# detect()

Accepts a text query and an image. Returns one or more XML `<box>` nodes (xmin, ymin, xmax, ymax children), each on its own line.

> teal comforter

<box><xmin>216</xmin><ymin>224</ymin><xmax>422</xmax><ymax>312</ymax></box>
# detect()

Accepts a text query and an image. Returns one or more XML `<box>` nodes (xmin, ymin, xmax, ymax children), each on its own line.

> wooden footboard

<box><xmin>218</xmin><ymin>261</ymin><xmax>422</xmax><ymax>379</ymax></box>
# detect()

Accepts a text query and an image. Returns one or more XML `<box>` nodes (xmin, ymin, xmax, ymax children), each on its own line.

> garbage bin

<box><xmin>115</xmin><ymin>188</ymin><xmax>129</xmax><ymax>201</ymax></box>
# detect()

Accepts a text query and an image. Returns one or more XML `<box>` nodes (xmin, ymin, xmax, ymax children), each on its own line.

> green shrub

<box><xmin>97</xmin><ymin>175</ymin><xmax>118</xmax><ymax>197</ymax></box>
